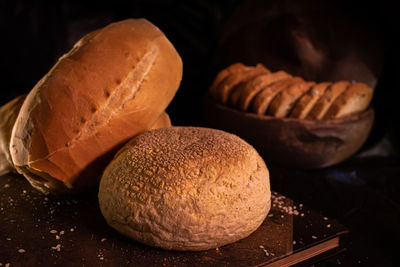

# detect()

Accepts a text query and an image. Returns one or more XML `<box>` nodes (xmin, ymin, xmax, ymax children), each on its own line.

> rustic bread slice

<box><xmin>216</xmin><ymin>64</ymin><xmax>270</xmax><ymax>105</ymax></box>
<box><xmin>227</xmin><ymin>71</ymin><xmax>271</xmax><ymax>109</ymax></box>
<box><xmin>251</xmin><ymin>77</ymin><xmax>304</xmax><ymax>115</ymax></box>
<box><xmin>306</xmin><ymin>81</ymin><xmax>350</xmax><ymax>120</ymax></box>
<box><xmin>237</xmin><ymin>71</ymin><xmax>292</xmax><ymax>111</ymax></box>
<box><xmin>208</xmin><ymin>63</ymin><xmax>248</xmax><ymax>100</ymax></box>
<box><xmin>289</xmin><ymin>82</ymin><xmax>332</xmax><ymax>119</ymax></box>
<box><xmin>323</xmin><ymin>82</ymin><xmax>373</xmax><ymax>120</ymax></box>
<box><xmin>268</xmin><ymin>80</ymin><xmax>316</xmax><ymax>118</ymax></box>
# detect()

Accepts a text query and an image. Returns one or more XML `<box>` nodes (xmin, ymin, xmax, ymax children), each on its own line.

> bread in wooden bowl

<box><xmin>98</xmin><ymin>126</ymin><xmax>271</xmax><ymax>251</ymax></box>
<box><xmin>205</xmin><ymin>63</ymin><xmax>375</xmax><ymax>169</ymax></box>
<box><xmin>5</xmin><ymin>19</ymin><xmax>182</xmax><ymax>194</ymax></box>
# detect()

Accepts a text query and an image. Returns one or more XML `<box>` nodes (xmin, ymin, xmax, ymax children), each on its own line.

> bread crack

<box><xmin>27</xmin><ymin>47</ymin><xmax>158</xmax><ymax>166</ymax></box>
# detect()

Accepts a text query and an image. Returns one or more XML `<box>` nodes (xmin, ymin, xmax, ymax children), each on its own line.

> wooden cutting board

<box><xmin>0</xmin><ymin>173</ymin><xmax>348</xmax><ymax>267</ymax></box>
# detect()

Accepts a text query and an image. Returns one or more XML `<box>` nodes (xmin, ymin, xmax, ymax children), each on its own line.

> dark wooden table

<box><xmin>269</xmin><ymin>155</ymin><xmax>400</xmax><ymax>267</ymax></box>
<box><xmin>1</xmin><ymin>171</ymin><xmax>350</xmax><ymax>267</ymax></box>
<box><xmin>1</xmin><ymin>152</ymin><xmax>398</xmax><ymax>266</ymax></box>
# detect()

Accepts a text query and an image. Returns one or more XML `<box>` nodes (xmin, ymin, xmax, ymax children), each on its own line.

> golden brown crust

<box><xmin>150</xmin><ymin>112</ymin><xmax>171</xmax><ymax>129</ymax></box>
<box><xmin>251</xmin><ymin>77</ymin><xmax>303</xmax><ymax>115</ymax></box>
<box><xmin>237</xmin><ymin>71</ymin><xmax>292</xmax><ymax>111</ymax></box>
<box><xmin>267</xmin><ymin>80</ymin><xmax>316</xmax><ymax>118</ymax></box>
<box><xmin>9</xmin><ymin>19</ymin><xmax>182</xmax><ymax>194</ymax></box>
<box><xmin>323</xmin><ymin>82</ymin><xmax>373</xmax><ymax>120</ymax></box>
<box><xmin>15</xmin><ymin>112</ymin><xmax>172</xmax><ymax>194</ymax></box>
<box><xmin>289</xmin><ymin>82</ymin><xmax>332</xmax><ymax>119</ymax></box>
<box><xmin>209</xmin><ymin>63</ymin><xmax>374</xmax><ymax>121</ymax></box>
<box><xmin>216</xmin><ymin>64</ymin><xmax>269</xmax><ymax>105</ymax></box>
<box><xmin>208</xmin><ymin>63</ymin><xmax>247</xmax><ymax>100</ymax></box>
<box><xmin>306</xmin><ymin>81</ymin><xmax>350</xmax><ymax>120</ymax></box>
<box><xmin>99</xmin><ymin>126</ymin><xmax>271</xmax><ymax>251</ymax></box>
<box><xmin>0</xmin><ymin>95</ymin><xmax>26</xmax><ymax>175</ymax></box>
<box><xmin>227</xmin><ymin>68</ymin><xmax>280</xmax><ymax>110</ymax></box>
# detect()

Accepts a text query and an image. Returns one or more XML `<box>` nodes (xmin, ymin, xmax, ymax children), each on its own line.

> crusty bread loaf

<box><xmin>0</xmin><ymin>98</ymin><xmax>170</xmax><ymax>176</ymax></box>
<box><xmin>0</xmin><ymin>95</ymin><xmax>26</xmax><ymax>175</ymax></box>
<box><xmin>209</xmin><ymin>63</ymin><xmax>373</xmax><ymax>120</ymax></box>
<box><xmin>98</xmin><ymin>126</ymin><xmax>271</xmax><ymax>251</ymax></box>
<box><xmin>149</xmin><ymin>112</ymin><xmax>171</xmax><ymax>130</ymax></box>
<box><xmin>9</xmin><ymin>19</ymin><xmax>182</xmax><ymax>194</ymax></box>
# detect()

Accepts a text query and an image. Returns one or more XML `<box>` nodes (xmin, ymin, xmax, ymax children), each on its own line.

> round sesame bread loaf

<box><xmin>98</xmin><ymin>126</ymin><xmax>271</xmax><ymax>251</ymax></box>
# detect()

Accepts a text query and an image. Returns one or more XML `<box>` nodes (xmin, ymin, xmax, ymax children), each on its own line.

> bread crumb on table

<box><xmin>51</xmin><ymin>244</ymin><xmax>61</xmax><ymax>252</ymax></box>
<box><xmin>271</xmin><ymin>192</ymin><xmax>304</xmax><ymax>217</ymax></box>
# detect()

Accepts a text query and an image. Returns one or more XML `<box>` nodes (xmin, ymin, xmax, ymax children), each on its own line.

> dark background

<box><xmin>0</xmin><ymin>0</ymin><xmax>399</xmax><ymax>136</ymax></box>
<box><xmin>1</xmin><ymin>0</ymin><xmax>399</xmax><ymax>266</ymax></box>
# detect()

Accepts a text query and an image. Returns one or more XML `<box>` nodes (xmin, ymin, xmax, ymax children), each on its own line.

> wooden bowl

<box><xmin>204</xmin><ymin>95</ymin><xmax>374</xmax><ymax>169</ymax></box>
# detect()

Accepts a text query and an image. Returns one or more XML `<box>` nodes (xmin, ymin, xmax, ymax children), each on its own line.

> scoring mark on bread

<box><xmin>27</xmin><ymin>46</ymin><xmax>159</xmax><ymax>165</ymax></box>
<box><xmin>104</xmin><ymin>89</ymin><xmax>111</xmax><ymax>98</ymax></box>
